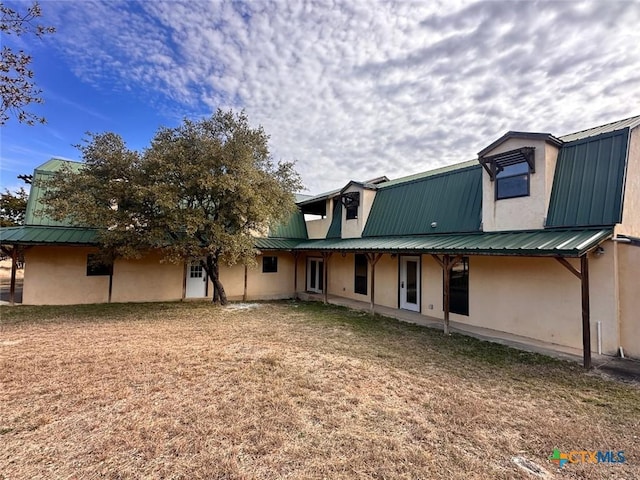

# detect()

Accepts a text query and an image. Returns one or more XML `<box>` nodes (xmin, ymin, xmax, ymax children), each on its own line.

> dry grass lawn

<box><xmin>1</xmin><ymin>301</ymin><xmax>639</xmax><ymax>479</ymax></box>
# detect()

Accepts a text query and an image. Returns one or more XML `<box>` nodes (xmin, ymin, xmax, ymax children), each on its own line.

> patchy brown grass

<box><xmin>1</xmin><ymin>301</ymin><xmax>638</xmax><ymax>479</ymax></box>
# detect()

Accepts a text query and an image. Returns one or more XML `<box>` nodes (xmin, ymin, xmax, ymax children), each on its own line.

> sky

<box><xmin>1</xmin><ymin>0</ymin><xmax>640</xmax><ymax>195</ymax></box>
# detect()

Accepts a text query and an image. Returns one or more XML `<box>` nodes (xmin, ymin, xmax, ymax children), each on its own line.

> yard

<box><xmin>1</xmin><ymin>301</ymin><xmax>638</xmax><ymax>479</ymax></box>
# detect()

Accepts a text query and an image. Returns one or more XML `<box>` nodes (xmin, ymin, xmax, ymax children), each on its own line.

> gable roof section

<box><xmin>362</xmin><ymin>164</ymin><xmax>482</xmax><ymax>237</ymax></box>
<box><xmin>546</xmin><ymin>129</ymin><xmax>629</xmax><ymax>228</ymax></box>
<box><xmin>25</xmin><ymin>159</ymin><xmax>83</xmax><ymax>227</ymax></box>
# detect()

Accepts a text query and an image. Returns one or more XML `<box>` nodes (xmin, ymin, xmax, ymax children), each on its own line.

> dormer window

<box><xmin>496</xmin><ymin>161</ymin><xmax>529</xmax><ymax>199</ymax></box>
<box><xmin>342</xmin><ymin>192</ymin><xmax>360</xmax><ymax>220</ymax></box>
<box><xmin>478</xmin><ymin>147</ymin><xmax>535</xmax><ymax>200</ymax></box>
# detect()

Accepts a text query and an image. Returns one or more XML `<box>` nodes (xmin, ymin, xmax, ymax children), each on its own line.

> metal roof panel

<box><xmin>546</xmin><ymin>130</ymin><xmax>628</xmax><ymax>228</ymax></box>
<box><xmin>362</xmin><ymin>165</ymin><xmax>482</xmax><ymax>236</ymax></box>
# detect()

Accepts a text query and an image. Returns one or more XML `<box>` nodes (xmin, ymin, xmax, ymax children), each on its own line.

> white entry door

<box><xmin>185</xmin><ymin>262</ymin><xmax>207</xmax><ymax>298</ymax></box>
<box><xmin>400</xmin><ymin>256</ymin><xmax>420</xmax><ymax>312</ymax></box>
<box><xmin>307</xmin><ymin>258</ymin><xmax>324</xmax><ymax>293</ymax></box>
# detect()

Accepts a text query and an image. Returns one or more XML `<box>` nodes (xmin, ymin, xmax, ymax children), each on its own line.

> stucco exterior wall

<box><xmin>23</xmin><ymin>246</ymin><xmax>110</xmax><ymax>305</ymax></box>
<box><xmin>111</xmin><ymin>252</ymin><xmax>183</xmax><ymax>303</ymax></box>
<box><xmin>22</xmin><ymin>247</ymin><xmax>297</xmax><ymax>305</ymax></box>
<box><xmin>482</xmin><ymin>138</ymin><xmax>559</xmax><ymax>232</ymax></box>
<box><xmin>421</xmin><ymin>253</ymin><xmax>618</xmax><ymax>354</ymax></box>
<box><xmin>323</xmin><ymin>253</ymin><xmax>397</xmax><ymax>308</ymax></box>
<box><xmin>619</xmin><ymin>244</ymin><xmax>640</xmax><ymax>358</ymax></box>
<box><xmin>618</xmin><ymin>126</ymin><xmax>640</xmax><ymax>237</ymax></box>
<box><xmin>219</xmin><ymin>253</ymin><xmax>296</xmax><ymax>301</ymax></box>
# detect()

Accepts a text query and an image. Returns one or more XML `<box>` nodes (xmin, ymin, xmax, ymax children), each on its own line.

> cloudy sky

<box><xmin>2</xmin><ymin>0</ymin><xmax>639</xmax><ymax>194</ymax></box>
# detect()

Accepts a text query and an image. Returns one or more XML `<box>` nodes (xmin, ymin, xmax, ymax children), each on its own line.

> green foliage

<box><xmin>0</xmin><ymin>187</ymin><xmax>28</xmax><ymax>226</ymax></box>
<box><xmin>43</xmin><ymin>110</ymin><xmax>303</xmax><ymax>304</ymax></box>
<box><xmin>0</xmin><ymin>1</ymin><xmax>56</xmax><ymax>126</ymax></box>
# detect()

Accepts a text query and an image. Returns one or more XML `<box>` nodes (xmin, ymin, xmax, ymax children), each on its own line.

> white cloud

<box><xmin>44</xmin><ymin>0</ymin><xmax>640</xmax><ymax>193</ymax></box>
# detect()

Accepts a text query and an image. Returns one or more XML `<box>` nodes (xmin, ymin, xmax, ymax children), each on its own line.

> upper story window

<box><xmin>496</xmin><ymin>161</ymin><xmax>530</xmax><ymax>199</ymax></box>
<box><xmin>341</xmin><ymin>192</ymin><xmax>360</xmax><ymax>220</ymax></box>
<box><xmin>479</xmin><ymin>147</ymin><xmax>535</xmax><ymax>201</ymax></box>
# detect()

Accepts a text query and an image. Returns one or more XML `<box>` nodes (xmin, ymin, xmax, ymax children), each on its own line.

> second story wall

<box><xmin>306</xmin><ymin>198</ymin><xmax>334</xmax><ymax>239</ymax></box>
<box><xmin>342</xmin><ymin>186</ymin><xmax>377</xmax><ymax>239</ymax></box>
<box><xmin>481</xmin><ymin>137</ymin><xmax>560</xmax><ymax>232</ymax></box>
<box><xmin>618</xmin><ymin>125</ymin><xmax>640</xmax><ymax>237</ymax></box>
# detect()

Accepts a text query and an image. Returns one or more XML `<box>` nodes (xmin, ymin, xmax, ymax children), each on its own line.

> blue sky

<box><xmin>1</xmin><ymin>0</ymin><xmax>640</xmax><ymax>194</ymax></box>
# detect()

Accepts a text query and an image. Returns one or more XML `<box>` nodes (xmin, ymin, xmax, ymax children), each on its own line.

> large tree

<box><xmin>1</xmin><ymin>1</ymin><xmax>55</xmax><ymax>125</ymax></box>
<box><xmin>0</xmin><ymin>186</ymin><xmax>28</xmax><ymax>226</ymax></box>
<box><xmin>43</xmin><ymin>110</ymin><xmax>302</xmax><ymax>304</ymax></box>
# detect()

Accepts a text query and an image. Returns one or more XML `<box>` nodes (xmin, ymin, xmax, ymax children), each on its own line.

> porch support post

<box><xmin>366</xmin><ymin>253</ymin><xmax>383</xmax><ymax>315</ymax></box>
<box><xmin>243</xmin><ymin>264</ymin><xmax>248</xmax><ymax>302</ymax></box>
<box><xmin>554</xmin><ymin>255</ymin><xmax>592</xmax><ymax>369</ymax></box>
<box><xmin>292</xmin><ymin>251</ymin><xmax>299</xmax><ymax>300</ymax></box>
<box><xmin>443</xmin><ymin>254</ymin><xmax>451</xmax><ymax>335</ymax></box>
<box><xmin>9</xmin><ymin>246</ymin><xmax>17</xmax><ymax>305</ymax></box>
<box><xmin>431</xmin><ymin>254</ymin><xmax>462</xmax><ymax>335</ymax></box>
<box><xmin>321</xmin><ymin>252</ymin><xmax>332</xmax><ymax>304</ymax></box>
<box><xmin>581</xmin><ymin>255</ymin><xmax>591</xmax><ymax>370</ymax></box>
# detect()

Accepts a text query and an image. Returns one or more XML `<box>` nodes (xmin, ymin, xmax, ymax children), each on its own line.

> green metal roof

<box><xmin>559</xmin><ymin>114</ymin><xmax>640</xmax><ymax>142</ymax></box>
<box><xmin>254</xmin><ymin>237</ymin><xmax>302</xmax><ymax>250</ymax></box>
<box><xmin>378</xmin><ymin>159</ymin><xmax>478</xmax><ymax>188</ymax></box>
<box><xmin>25</xmin><ymin>159</ymin><xmax>84</xmax><ymax>227</ymax></box>
<box><xmin>0</xmin><ymin>226</ymin><xmax>98</xmax><ymax>245</ymax></box>
<box><xmin>293</xmin><ymin>228</ymin><xmax>612</xmax><ymax>257</ymax></box>
<box><xmin>546</xmin><ymin>129</ymin><xmax>628</xmax><ymax>228</ymax></box>
<box><xmin>269</xmin><ymin>209</ymin><xmax>308</xmax><ymax>239</ymax></box>
<box><xmin>362</xmin><ymin>164</ymin><xmax>482</xmax><ymax>236</ymax></box>
<box><xmin>326</xmin><ymin>201</ymin><xmax>342</xmax><ymax>239</ymax></box>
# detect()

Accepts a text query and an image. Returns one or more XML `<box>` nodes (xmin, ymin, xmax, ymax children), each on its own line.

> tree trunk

<box><xmin>212</xmin><ymin>261</ymin><xmax>220</xmax><ymax>303</ymax></box>
<box><xmin>204</xmin><ymin>254</ymin><xmax>228</xmax><ymax>305</ymax></box>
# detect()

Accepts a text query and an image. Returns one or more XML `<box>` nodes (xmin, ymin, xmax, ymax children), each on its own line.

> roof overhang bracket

<box><xmin>479</xmin><ymin>147</ymin><xmax>536</xmax><ymax>181</ymax></box>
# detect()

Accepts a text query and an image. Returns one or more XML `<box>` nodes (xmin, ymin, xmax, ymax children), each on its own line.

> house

<box><xmin>2</xmin><ymin>116</ymin><xmax>640</xmax><ymax>366</ymax></box>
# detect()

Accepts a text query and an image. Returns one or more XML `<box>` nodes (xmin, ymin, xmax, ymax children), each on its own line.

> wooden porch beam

<box><xmin>9</xmin><ymin>246</ymin><xmax>17</xmax><ymax>305</ymax></box>
<box><xmin>292</xmin><ymin>251</ymin><xmax>299</xmax><ymax>300</ymax></box>
<box><xmin>322</xmin><ymin>252</ymin><xmax>332</xmax><ymax>304</ymax></box>
<box><xmin>554</xmin><ymin>255</ymin><xmax>591</xmax><ymax>370</ymax></box>
<box><xmin>554</xmin><ymin>256</ymin><xmax>581</xmax><ymax>279</ymax></box>
<box><xmin>366</xmin><ymin>253</ymin><xmax>383</xmax><ymax>314</ymax></box>
<box><xmin>443</xmin><ymin>254</ymin><xmax>451</xmax><ymax>335</ymax></box>
<box><xmin>581</xmin><ymin>255</ymin><xmax>592</xmax><ymax>370</ymax></box>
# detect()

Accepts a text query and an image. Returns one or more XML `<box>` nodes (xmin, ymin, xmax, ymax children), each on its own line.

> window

<box><xmin>342</xmin><ymin>192</ymin><xmax>360</xmax><ymax>220</ymax></box>
<box><xmin>496</xmin><ymin>161</ymin><xmax>530</xmax><ymax>199</ymax></box>
<box><xmin>262</xmin><ymin>256</ymin><xmax>278</xmax><ymax>273</ymax></box>
<box><xmin>189</xmin><ymin>264</ymin><xmax>204</xmax><ymax>278</ymax></box>
<box><xmin>86</xmin><ymin>254</ymin><xmax>112</xmax><ymax>276</ymax></box>
<box><xmin>354</xmin><ymin>254</ymin><xmax>368</xmax><ymax>295</ymax></box>
<box><xmin>444</xmin><ymin>257</ymin><xmax>469</xmax><ymax>316</ymax></box>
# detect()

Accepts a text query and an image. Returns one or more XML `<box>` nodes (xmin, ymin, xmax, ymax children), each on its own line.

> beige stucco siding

<box><xmin>111</xmin><ymin>252</ymin><xmax>183</xmax><ymax>303</ymax></box>
<box><xmin>220</xmin><ymin>253</ymin><xmax>296</xmax><ymax>301</ymax></box>
<box><xmin>427</xmin><ymin>253</ymin><xmax>618</xmax><ymax>354</ymax></box>
<box><xmin>322</xmin><ymin>253</ymin><xmax>398</xmax><ymax>308</ymax></box>
<box><xmin>23</xmin><ymin>246</ymin><xmax>110</xmax><ymax>305</ymax></box>
<box><xmin>618</xmin><ymin>126</ymin><xmax>640</xmax><ymax>237</ymax></box>
<box><xmin>619</xmin><ymin>244</ymin><xmax>640</xmax><ymax>358</ymax></box>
